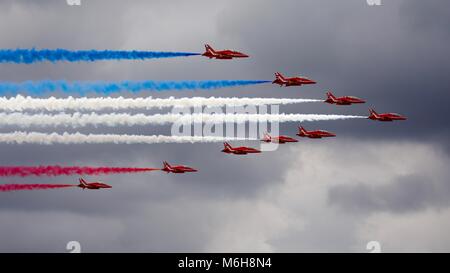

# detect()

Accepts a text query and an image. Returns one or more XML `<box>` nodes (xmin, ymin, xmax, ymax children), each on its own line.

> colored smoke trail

<box><xmin>0</xmin><ymin>166</ymin><xmax>160</xmax><ymax>177</ymax></box>
<box><xmin>0</xmin><ymin>80</ymin><xmax>270</xmax><ymax>95</ymax></box>
<box><xmin>0</xmin><ymin>113</ymin><xmax>367</xmax><ymax>128</ymax></box>
<box><xmin>0</xmin><ymin>95</ymin><xmax>322</xmax><ymax>112</ymax></box>
<box><xmin>0</xmin><ymin>184</ymin><xmax>75</xmax><ymax>192</ymax></box>
<box><xmin>0</xmin><ymin>132</ymin><xmax>255</xmax><ymax>145</ymax></box>
<box><xmin>0</xmin><ymin>49</ymin><xmax>200</xmax><ymax>64</ymax></box>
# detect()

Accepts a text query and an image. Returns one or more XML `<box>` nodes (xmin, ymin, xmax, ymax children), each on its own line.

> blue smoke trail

<box><xmin>0</xmin><ymin>49</ymin><xmax>201</xmax><ymax>63</ymax></box>
<box><xmin>0</xmin><ymin>80</ymin><xmax>271</xmax><ymax>95</ymax></box>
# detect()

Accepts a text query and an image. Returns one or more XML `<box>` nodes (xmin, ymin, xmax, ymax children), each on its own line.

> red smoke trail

<box><xmin>0</xmin><ymin>184</ymin><xmax>75</xmax><ymax>192</ymax></box>
<box><xmin>0</xmin><ymin>166</ymin><xmax>160</xmax><ymax>177</ymax></box>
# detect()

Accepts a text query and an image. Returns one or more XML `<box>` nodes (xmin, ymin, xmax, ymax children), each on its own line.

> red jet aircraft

<box><xmin>272</xmin><ymin>72</ymin><xmax>316</xmax><ymax>87</ymax></box>
<box><xmin>324</xmin><ymin>91</ymin><xmax>366</xmax><ymax>105</ymax></box>
<box><xmin>368</xmin><ymin>108</ymin><xmax>407</xmax><ymax>122</ymax></box>
<box><xmin>77</xmin><ymin>178</ymin><xmax>112</xmax><ymax>190</ymax></box>
<box><xmin>202</xmin><ymin>44</ymin><xmax>249</xmax><ymax>59</ymax></box>
<box><xmin>261</xmin><ymin>132</ymin><xmax>298</xmax><ymax>144</ymax></box>
<box><xmin>297</xmin><ymin>126</ymin><xmax>336</xmax><ymax>139</ymax></box>
<box><xmin>161</xmin><ymin>161</ymin><xmax>198</xmax><ymax>174</ymax></box>
<box><xmin>221</xmin><ymin>142</ymin><xmax>261</xmax><ymax>155</ymax></box>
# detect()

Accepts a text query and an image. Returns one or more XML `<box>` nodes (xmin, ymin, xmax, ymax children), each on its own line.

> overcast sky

<box><xmin>0</xmin><ymin>0</ymin><xmax>449</xmax><ymax>252</ymax></box>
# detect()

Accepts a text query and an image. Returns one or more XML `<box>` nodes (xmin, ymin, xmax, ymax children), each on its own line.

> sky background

<box><xmin>0</xmin><ymin>0</ymin><xmax>449</xmax><ymax>252</ymax></box>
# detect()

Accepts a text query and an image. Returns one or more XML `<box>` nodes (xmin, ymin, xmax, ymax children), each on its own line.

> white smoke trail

<box><xmin>0</xmin><ymin>132</ymin><xmax>253</xmax><ymax>145</ymax></box>
<box><xmin>0</xmin><ymin>112</ymin><xmax>366</xmax><ymax>128</ymax></box>
<box><xmin>0</xmin><ymin>95</ymin><xmax>321</xmax><ymax>112</ymax></box>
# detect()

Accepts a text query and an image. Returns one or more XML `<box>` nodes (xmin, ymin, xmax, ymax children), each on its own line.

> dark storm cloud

<box><xmin>399</xmin><ymin>0</ymin><xmax>450</xmax><ymax>37</ymax></box>
<box><xmin>213</xmin><ymin>0</ymin><xmax>450</xmax><ymax>142</ymax></box>
<box><xmin>0</xmin><ymin>0</ymin><xmax>450</xmax><ymax>252</ymax></box>
<box><xmin>328</xmin><ymin>173</ymin><xmax>450</xmax><ymax>214</ymax></box>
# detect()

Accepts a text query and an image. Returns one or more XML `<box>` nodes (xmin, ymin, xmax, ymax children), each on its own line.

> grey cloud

<box><xmin>0</xmin><ymin>0</ymin><xmax>450</xmax><ymax>252</ymax></box>
<box><xmin>328</xmin><ymin>173</ymin><xmax>450</xmax><ymax>214</ymax></box>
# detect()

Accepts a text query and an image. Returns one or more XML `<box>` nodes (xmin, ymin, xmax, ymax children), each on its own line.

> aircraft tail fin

<box><xmin>223</xmin><ymin>142</ymin><xmax>232</xmax><ymax>150</ymax></box>
<box><xmin>275</xmin><ymin>72</ymin><xmax>285</xmax><ymax>81</ymax></box>
<box><xmin>326</xmin><ymin>91</ymin><xmax>336</xmax><ymax>101</ymax></box>
<box><xmin>163</xmin><ymin>161</ymin><xmax>170</xmax><ymax>168</ymax></box>
<box><xmin>79</xmin><ymin>178</ymin><xmax>87</xmax><ymax>186</ymax></box>
<box><xmin>205</xmin><ymin>44</ymin><xmax>215</xmax><ymax>54</ymax></box>
<box><xmin>263</xmin><ymin>132</ymin><xmax>271</xmax><ymax>141</ymax></box>
<box><xmin>369</xmin><ymin>108</ymin><xmax>379</xmax><ymax>118</ymax></box>
<box><xmin>298</xmin><ymin>125</ymin><xmax>307</xmax><ymax>135</ymax></box>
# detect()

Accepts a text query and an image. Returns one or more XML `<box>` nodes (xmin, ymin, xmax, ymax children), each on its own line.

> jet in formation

<box><xmin>272</xmin><ymin>72</ymin><xmax>316</xmax><ymax>87</ymax></box>
<box><xmin>368</xmin><ymin>108</ymin><xmax>407</xmax><ymax>121</ymax></box>
<box><xmin>324</xmin><ymin>91</ymin><xmax>365</xmax><ymax>105</ymax></box>
<box><xmin>221</xmin><ymin>142</ymin><xmax>261</xmax><ymax>155</ymax></box>
<box><xmin>261</xmin><ymin>132</ymin><xmax>298</xmax><ymax>144</ymax></box>
<box><xmin>78</xmin><ymin>178</ymin><xmax>112</xmax><ymax>190</ymax></box>
<box><xmin>202</xmin><ymin>44</ymin><xmax>249</xmax><ymax>59</ymax></box>
<box><xmin>297</xmin><ymin>126</ymin><xmax>336</xmax><ymax>139</ymax></box>
<box><xmin>161</xmin><ymin>161</ymin><xmax>198</xmax><ymax>174</ymax></box>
